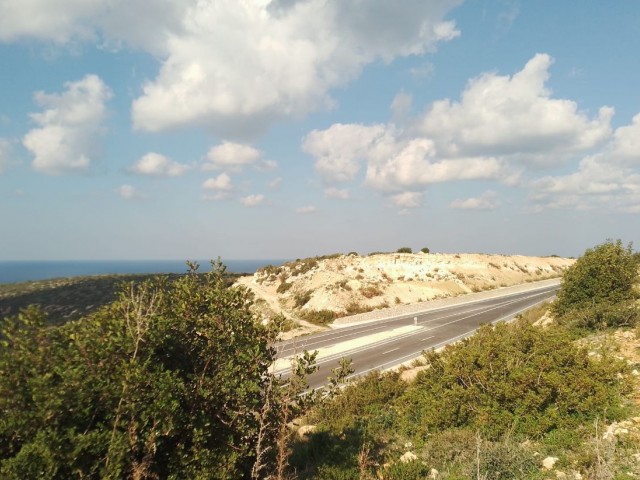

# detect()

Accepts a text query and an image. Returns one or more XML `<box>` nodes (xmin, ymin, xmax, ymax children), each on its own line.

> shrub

<box><xmin>294</xmin><ymin>289</ymin><xmax>313</xmax><ymax>308</ymax></box>
<box><xmin>396</xmin><ymin>247</ymin><xmax>412</xmax><ymax>254</ymax></box>
<box><xmin>553</xmin><ymin>239</ymin><xmax>638</xmax><ymax>318</ymax></box>
<box><xmin>301</xmin><ymin>309</ymin><xmax>336</xmax><ymax>326</ymax></box>
<box><xmin>276</xmin><ymin>281</ymin><xmax>293</xmax><ymax>294</ymax></box>
<box><xmin>420</xmin><ymin>247</ymin><xmax>430</xmax><ymax>254</ymax></box>
<box><xmin>400</xmin><ymin>320</ymin><xmax>628</xmax><ymax>440</ymax></box>
<box><xmin>360</xmin><ymin>285</ymin><xmax>383</xmax><ymax>298</ymax></box>
<box><xmin>0</xmin><ymin>262</ymin><xmax>282</xmax><ymax>479</ymax></box>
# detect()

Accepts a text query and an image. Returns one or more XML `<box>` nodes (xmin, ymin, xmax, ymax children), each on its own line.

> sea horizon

<box><xmin>0</xmin><ymin>259</ymin><xmax>289</xmax><ymax>285</ymax></box>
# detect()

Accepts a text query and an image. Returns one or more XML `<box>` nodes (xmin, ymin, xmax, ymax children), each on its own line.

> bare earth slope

<box><xmin>236</xmin><ymin>252</ymin><xmax>574</xmax><ymax>327</ymax></box>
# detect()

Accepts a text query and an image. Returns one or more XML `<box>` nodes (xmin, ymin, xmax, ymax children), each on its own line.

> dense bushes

<box><xmin>293</xmin><ymin>317</ymin><xmax>630</xmax><ymax>478</ymax></box>
<box><xmin>0</xmin><ymin>262</ymin><xmax>283</xmax><ymax>479</ymax></box>
<box><xmin>402</xmin><ymin>320</ymin><xmax>628</xmax><ymax>441</ymax></box>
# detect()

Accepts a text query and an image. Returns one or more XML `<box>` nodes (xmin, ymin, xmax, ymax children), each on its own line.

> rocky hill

<box><xmin>236</xmin><ymin>252</ymin><xmax>574</xmax><ymax>324</ymax></box>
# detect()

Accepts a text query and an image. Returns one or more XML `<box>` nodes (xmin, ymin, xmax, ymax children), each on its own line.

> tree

<box><xmin>0</xmin><ymin>262</ymin><xmax>288</xmax><ymax>479</ymax></box>
<box><xmin>420</xmin><ymin>247</ymin><xmax>430</xmax><ymax>254</ymax></box>
<box><xmin>396</xmin><ymin>247</ymin><xmax>412</xmax><ymax>254</ymax></box>
<box><xmin>553</xmin><ymin>239</ymin><xmax>639</xmax><ymax>318</ymax></box>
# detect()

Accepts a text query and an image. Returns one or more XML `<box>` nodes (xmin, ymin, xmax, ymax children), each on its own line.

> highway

<box><xmin>273</xmin><ymin>283</ymin><xmax>558</xmax><ymax>390</ymax></box>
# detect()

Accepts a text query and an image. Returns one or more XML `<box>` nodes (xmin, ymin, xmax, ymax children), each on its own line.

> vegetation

<box><xmin>301</xmin><ymin>309</ymin><xmax>336</xmax><ymax>326</ymax></box>
<box><xmin>396</xmin><ymin>247</ymin><xmax>412</xmax><ymax>254</ymax></box>
<box><xmin>554</xmin><ymin>239</ymin><xmax>639</xmax><ymax>331</ymax></box>
<box><xmin>0</xmin><ymin>273</ymin><xmax>242</xmax><ymax>325</ymax></box>
<box><xmin>420</xmin><ymin>247</ymin><xmax>430</xmax><ymax>254</ymax></box>
<box><xmin>287</xmin><ymin>240</ymin><xmax>639</xmax><ymax>478</ymax></box>
<box><xmin>0</xmin><ymin>262</ymin><xmax>326</xmax><ymax>479</ymax></box>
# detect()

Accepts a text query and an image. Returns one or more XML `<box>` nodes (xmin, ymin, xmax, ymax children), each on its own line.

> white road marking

<box><xmin>382</xmin><ymin>347</ymin><xmax>399</xmax><ymax>355</ymax></box>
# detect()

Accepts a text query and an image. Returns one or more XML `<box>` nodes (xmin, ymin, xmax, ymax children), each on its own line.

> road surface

<box><xmin>273</xmin><ymin>283</ymin><xmax>558</xmax><ymax>390</ymax></box>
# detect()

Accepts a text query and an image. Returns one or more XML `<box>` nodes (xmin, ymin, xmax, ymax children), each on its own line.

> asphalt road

<box><xmin>273</xmin><ymin>283</ymin><xmax>558</xmax><ymax>390</ymax></box>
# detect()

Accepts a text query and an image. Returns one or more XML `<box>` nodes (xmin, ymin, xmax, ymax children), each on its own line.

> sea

<box><xmin>0</xmin><ymin>259</ymin><xmax>289</xmax><ymax>284</ymax></box>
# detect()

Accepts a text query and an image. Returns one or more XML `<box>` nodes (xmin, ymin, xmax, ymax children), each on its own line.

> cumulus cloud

<box><xmin>611</xmin><ymin>113</ymin><xmax>640</xmax><ymax>163</ymax></box>
<box><xmin>118</xmin><ymin>184</ymin><xmax>144</xmax><ymax>200</ymax></box>
<box><xmin>202</xmin><ymin>173</ymin><xmax>233</xmax><ymax>200</ymax></box>
<box><xmin>22</xmin><ymin>75</ymin><xmax>112</xmax><ymax>175</ymax></box>
<box><xmin>203</xmin><ymin>142</ymin><xmax>262</xmax><ymax>172</ymax></box>
<box><xmin>129</xmin><ymin>152</ymin><xmax>190</xmax><ymax>176</ymax></box>
<box><xmin>240</xmin><ymin>193</ymin><xmax>265</xmax><ymax>207</ymax></box>
<box><xmin>295</xmin><ymin>205</ymin><xmax>317</xmax><ymax>214</ymax></box>
<box><xmin>303</xmin><ymin>53</ymin><xmax>613</xmax><ymax>195</ymax></box>
<box><xmin>530</xmin><ymin>156</ymin><xmax>640</xmax><ymax>213</ymax></box>
<box><xmin>417</xmin><ymin>54</ymin><xmax>613</xmax><ymax>165</ymax></box>
<box><xmin>126</xmin><ymin>0</ymin><xmax>462</xmax><ymax>137</ymax></box>
<box><xmin>302</xmin><ymin>123</ymin><xmax>387</xmax><ymax>183</ymax></box>
<box><xmin>450</xmin><ymin>190</ymin><xmax>498</xmax><ymax>210</ymax></box>
<box><xmin>1</xmin><ymin>1</ymin><xmax>462</xmax><ymax>137</ymax></box>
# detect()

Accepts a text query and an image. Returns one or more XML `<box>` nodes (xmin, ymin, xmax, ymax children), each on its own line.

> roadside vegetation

<box><xmin>1</xmin><ymin>241</ymin><xmax>638</xmax><ymax>478</ymax></box>
<box><xmin>288</xmin><ymin>240</ymin><xmax>640</xmax><ymax>479</ymax></box>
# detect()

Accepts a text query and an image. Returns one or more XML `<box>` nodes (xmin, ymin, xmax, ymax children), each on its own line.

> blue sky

<box><xmin>0</xmin><ymin>0</ymin><xmax>638</xmax><ymax>261</ymax></box>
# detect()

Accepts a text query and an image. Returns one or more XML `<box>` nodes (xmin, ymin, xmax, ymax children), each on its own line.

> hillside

<box><xmin>236</xmin><ymin>252</ymin><xmax>574</xmax><ymax>328</ymax></box>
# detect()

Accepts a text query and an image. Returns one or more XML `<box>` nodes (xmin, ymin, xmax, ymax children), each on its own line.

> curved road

<box><xmin>274</xmin><ymin>284</ymin><xmax>558</xmax><ymax>390</ymax></box>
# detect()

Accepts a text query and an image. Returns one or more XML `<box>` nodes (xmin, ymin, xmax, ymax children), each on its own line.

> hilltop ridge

<box><xmin>236</xmin><ymin>252</ymin><xmax>574</xmax><ymax>330</ymax></box>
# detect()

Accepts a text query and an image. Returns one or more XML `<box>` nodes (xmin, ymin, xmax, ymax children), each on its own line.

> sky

<box><xmin>0</xmin><ymin>0</ymin><xmax>639</xmax><ymax>261</ymax></box>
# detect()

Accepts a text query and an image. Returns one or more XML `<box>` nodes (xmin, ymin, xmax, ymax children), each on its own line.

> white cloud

<box><xmin>302</xmin><ymin>123</ymin><xmax>386</xmax><ymax>183</ymax></box>
<box><xmin>390</xmin><ymin>191</ymin><xmax>423</xmax><ymax>208</ymax></box>
<box><xmin>0</xmin><ymin>139</ymin><xmax>12</xmax><ymax>173</ymax></box>
<box><xmin>0</xmin><ymin>0</ymin><xmax>186</xmax><ymax>53</ymax></box>
<box><xmin>528</xmin><ymin>114</ymin><xmax>640</xmax><ymax>213</ymax></box>
<box><xmin>203</xmin><ymin>142</ymin><xmax>262</xmax><ymax>172</ymax></box>
<box><xmin>450</xmin><ymin>190</ymin><xmax>498</xmax><ymax>210</ymax></box>
<box><xmin>1</xmin><ymin>1</ymin><xmax>462</xmax><ymax>138</ymax></box>
<box><xmin>202</xmin><ymin>173</ymin><xmax>233</xmax><ymax>200</ymax></box>
<box><xmin>295</xmin><ymin>205</ymin><xmax>317</xmax><ymax>214</ymax></box>
<box><xmin>611</xmin><ymin>113</ymin><xmax>640</xmax><ymax>163</ymax></box>
<box><xmin>127</xmin><ymin>0</ymin><xmax>462</xmax><ymax>137</ymax></box>
<box><xmin>202</xmin><ymin>173</ymin><xmax>232</xmax><ymax>190</ymax></box>
<box><xmin>303</xmin><ymin>53</ymin><xmax>613</xmax><ymax>195</ymax></box>
<box><xmin>240</xmin><ymin>193</ymin><xmax>265</xmax><ymax>207</ymax></box>
<box><xmin>324</xmin><ymin>187</ymin><xmax>350</xmax><ymax>199</ymax></box>
<box><xmin>23</xmin><ymin>74</ymin><xmax>112</xmax><ymax>175</ymax></box>
<box><xmin>129</xmin><ymin>152</ymin><xmax>190</xmax><ymax>176</ymax></box>
<box><xmin>417</xmin><ymin>54</ymin><xmax>613</xmax><ymax>165</ymax></box>
<box><xmin>118</xmin><ymin>184</ymin><xmax>144</xmax><ymax>200</ymax></box>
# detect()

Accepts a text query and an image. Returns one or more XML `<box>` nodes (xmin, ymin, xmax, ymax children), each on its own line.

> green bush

<box><xmin>553</xmin><ymin>239</ymin><xmax>638</xmax><ymax>317</ymax></box>
<box><xmin>0</xmin><ymin>262</ymin><xmax>282</xmax><ymax>479</ymax></box>
<box><xmin>396</xmin><ymin>247</ymin><xmax>412</xmax><ymax>254</ymax></box>
<box><xmin>400</xmin><ymin>320</ymin><xmax>628</xmax><ymax>441</ymax></box>
<box><xmin>301</xmin><ymin>309</ymin><xmax>336</xmax><ymax>325</ymax></box>
<box><xmin>420</xmin><ymin>247</ymin><xmax>430</xmax><ymax>254</ymax></box>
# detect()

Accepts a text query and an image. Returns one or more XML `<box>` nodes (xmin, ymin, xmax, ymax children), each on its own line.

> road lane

<box><xmin>273</xmin><ymin>283</ymin><xmax>558</xmax><ymax>390</ymax></box>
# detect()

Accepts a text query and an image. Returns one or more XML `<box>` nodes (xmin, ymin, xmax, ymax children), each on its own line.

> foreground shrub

<box><xmin>0</xmin><ymin>262</ymin><xmax>282</xmax><ymax>479</ymax></box>
<box><xmin>401</xmin><ymin>320</ymin><xmax>628</xmax><ymax>441</ymax></box>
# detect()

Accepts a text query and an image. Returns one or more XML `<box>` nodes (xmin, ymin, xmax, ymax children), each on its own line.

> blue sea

<box><xmin>0</xmin><ymin>259</ymin><xmax>289</xmax><ymax>284</ymax></box>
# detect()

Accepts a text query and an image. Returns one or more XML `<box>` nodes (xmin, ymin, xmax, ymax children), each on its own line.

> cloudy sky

<box><xmin>1</xmin><ymin>0</ymin><xmax>639</xmax><ymax>261</ymax></box>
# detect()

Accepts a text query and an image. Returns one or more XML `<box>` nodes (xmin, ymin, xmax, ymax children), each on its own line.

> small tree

<box><xmin>420</xmin><ymin>247</ymin><xmax>430</xmax><ymax>254</ymax></box>
<box><xmin>396</xmin><ymin>247</ymin><xmax>412</xmax><ymax>254</ymax></box>
<box><xmin>553</xmin><ymin>239</ymin><xmax>639</xmax><ymax>318</ymax></box>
